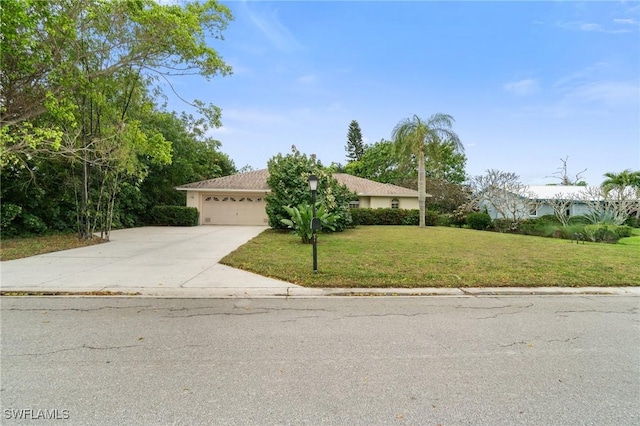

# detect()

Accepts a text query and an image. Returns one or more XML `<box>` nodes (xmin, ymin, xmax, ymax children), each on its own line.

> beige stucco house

<box><xmin>176</xmin><ymin>169</ymin><xmax>421</xmax><ymax>225</ymax></box>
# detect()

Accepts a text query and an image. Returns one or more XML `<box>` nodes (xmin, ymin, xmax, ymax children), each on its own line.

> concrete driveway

<box><xmin>0</xmin><ymin>226</ymin><xmax>300</xmax><ymax>296</ymax></box>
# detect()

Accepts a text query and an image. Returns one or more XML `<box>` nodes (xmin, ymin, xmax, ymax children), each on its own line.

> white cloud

<box><xmin>241</xmin><ymin>2</ymin><xmax>303</xmax><ymax>52</ymax></box>
<box><xmin>555</xmin><ymin>20</ymin><xmax>632</xmax><ymax>34</ymax></box>
<box><xmin>613</xmin><ymin>18</ymin><xmax>638</xmax><ymax>25</ymax></box>
<box><xmin>503</xmin><ymin>79</ymin><xmax>539</xmax><ymax>96</ymax></box>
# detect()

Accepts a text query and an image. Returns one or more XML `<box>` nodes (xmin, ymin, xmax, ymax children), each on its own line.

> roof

<box><xmin>333</xmin><ymin>173</ymin><xmax>421</xmax><ymax>197</ymax></box>
<box><xmin>527</xmin><ymin>185</ymin><xmax>591</xmax><ymax>199</ymax></box>
<box><xmin>177</xmin><ymin>169</ymin><xmax>420</xmax><ymax>197</ymax></box>
<box><xmin>177</xmin><ymin>169</ymin><xmax>270</xmax><ymax>191</ymax></box>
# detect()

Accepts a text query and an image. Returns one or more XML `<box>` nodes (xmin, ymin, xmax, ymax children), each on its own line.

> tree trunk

<box><xmin>418</xmin><ymin>149</ymin><xmax>426</xmax><ymax>228</ymax></box>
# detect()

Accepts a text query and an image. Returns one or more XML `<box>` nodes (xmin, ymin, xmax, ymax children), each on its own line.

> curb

<box><xmin>1</xmin><ymin>287</ymin><xmax>638</xmax><ymax>298</ymax></box>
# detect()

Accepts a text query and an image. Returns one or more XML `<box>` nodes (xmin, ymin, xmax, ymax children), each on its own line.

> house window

<box><xmin>529</xmin><ymin>206</ymin><xmax>537</xmax><ymax>216</ymax></box>
<box><xmin>391</xmin><ymin>198</ymin><xmax>399</xmax><ymax>209</ymax></box>
<box><xmin>204</xmin><ymin>197</ymin><xmax>212</xmax><ymax>202</ymax></box>
<box><xmin>349</xmin><ymin>199</ymin><xmax>360</xmax><ymax>209</ymax></box>
<box><xmin>565</xmin><ymin>207</ymin><xmax>571</xmax><ymax>217</ymax></box>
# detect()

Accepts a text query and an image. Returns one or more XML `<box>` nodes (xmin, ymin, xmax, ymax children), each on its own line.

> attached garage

<box><xmin>200</xmin><ymin>193</ymin><xmax>268</xmax><ymax>225</ymax></box>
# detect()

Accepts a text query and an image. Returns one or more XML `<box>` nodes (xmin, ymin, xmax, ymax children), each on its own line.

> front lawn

<box><xmin>221</xmin><ymin>226</ymin><xmax>640</xmax><ymax>287</ymax></box>
<box><xmin>0</xmin><ymin>233</ymin><xmax>105</xmax><ymax>261</ymax></box>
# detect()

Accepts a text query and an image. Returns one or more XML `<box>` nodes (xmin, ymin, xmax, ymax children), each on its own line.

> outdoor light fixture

<box><xmin>308</xmin><ymin>174</ymin><xmax>319</xmax><ymax>192</ymax></box>
<box><xmin>308</xmin><ymin>174</ymin><xmax>320</xmax><ymax>273</ymax></box>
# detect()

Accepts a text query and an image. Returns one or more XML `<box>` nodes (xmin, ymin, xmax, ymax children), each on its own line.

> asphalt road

<box><xmin>1</xmin><ymin>296</ymin><xmax>638</xmax><ymax>425</ymax></box>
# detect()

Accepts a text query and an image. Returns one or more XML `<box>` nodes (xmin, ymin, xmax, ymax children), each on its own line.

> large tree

<box><xmin>391</xmin><ymin>113</ymin><xmax>462</xmax><ymax>227</ymax></box>
<box><xmin>1</xmin><ymin>0</ymin><xmax>233</xmax><ymax>239</ymax></box>
<box><xmin>345</xmin><ymin>120</ymin><xmax>364</xmax><ymax>162</ymax></box>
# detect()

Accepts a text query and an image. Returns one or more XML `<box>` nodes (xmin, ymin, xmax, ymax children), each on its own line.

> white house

<box><xmin>482</xmin><ymin>185</ymin><xmax>638</xmax><ymax>221</ymax></box>
<box><xmin>176</xmin><ymin>169</ymin><xmax>421</xmax><ymax>225</ymax></box>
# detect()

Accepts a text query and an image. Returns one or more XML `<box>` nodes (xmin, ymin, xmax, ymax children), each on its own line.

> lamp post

<box><xmin>308</xmin><ymin>174</ymin><xmax>319</xmax><ymax>273</ymax></box>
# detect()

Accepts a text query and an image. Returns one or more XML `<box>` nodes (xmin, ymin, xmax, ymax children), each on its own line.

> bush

<box><xmin>1</xmin><ymin>203</ymin><xmax>23</xmax><ymax>236</ymax></box>
<box><xmin>466</xmin><ymin>212</ymin><xmax>492</xmax><ymax>230</ymax></box>
<box><xmin>21</xmin><ymin>213</ymin><xmax>48</xmax><ymax>234</ymax></box>
<box><xmin>615</xmin><ymin>225</ymin><xmax>633</xmax><ymax>239</ymax></box>
<box><xmin>492</xmin><ymin>219</ymin><xmax>520</xmax><ymax>233</ymax></box>
<box><xmin>349</xmin><ymin>208</ymin><xmax>440</xmax><ymax>226</ymax></box>
<box><xmin>425</xmin><ymin>210</ymin><xmax>439</xmax><ymax>226</ymax></box>
<box><xmin>150</xmin><ymin>206</ymin><xmax>199</xmax><ymax>226</ymax></box>
<box><xmin>624</xmin><ymin>216</ymin><xmax>640</xmax><ymax>228</ymax></box>
<box><xmin>437</xmin><ymin>214</ymin><xmax>452</xmax><ymax>227</ymax></box>
<box><xmin>583</xmin><ymin>224</ymin><xmax>621</xmax><ymax>243</ymax></box>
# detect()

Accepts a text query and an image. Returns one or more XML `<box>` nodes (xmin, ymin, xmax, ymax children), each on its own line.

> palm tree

<box><xmin>602</xmin><ymin>169</ymin><xmax>640</xmax><ymax>195</ymax></box>
<box><xmin>391</xmin><ymin>113</ymin><xmax>462</xmax><ymax>227</ymax></box>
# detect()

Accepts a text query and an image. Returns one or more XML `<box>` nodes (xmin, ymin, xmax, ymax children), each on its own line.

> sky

<box><xmin>163</xmin><ymin>0</ymin><xmax>640</xmax><ymax>186</ymax></box>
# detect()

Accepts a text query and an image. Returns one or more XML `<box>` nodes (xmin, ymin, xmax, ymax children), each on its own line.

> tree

<box><xmin>345</xmin><ymin>120</ymin><xmax>364</xmax><ymax>162</ymax></box>
<box><xmin>1</xmin><ymin>0</ymin><xmax>232</xmax><ymax>165</ymax></box>
<box><xmin>546</xmin><ymin>156</ymin><xmax>587</xmax><ymax>186</ymax></box>
<box><xmin>266</xmin><ymin>147</ymin><xmax>355</xmax><ymax>232</ymax></box>
<box><xmin>601</xmin><ymin>169</ymin><xmax>640</xmax><ymax>193</ymax></box>
<box><xmin>469</xmin><ymin>170</ymin><xmax>539</xmax><ymax>230</ymax></box>
<box><xmin>344</xmin><ymin>139</ymin><xmax>411</xmax><ymax>185</ymax></box>
<box><xmin>391</xmin><ymin>113</ymin><xmax>462</xmax><ymax>227</ymax></box>
<box><xmin>1</xmin><ymin>0</ymin><xmax>233</xmax><ymax>238</ymax></box>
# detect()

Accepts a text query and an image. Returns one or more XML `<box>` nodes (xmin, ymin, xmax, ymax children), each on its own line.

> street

<box><xmin>1</xmin><ymin>296</ymin><xmax>638</xmax><ymax>425</ymax></box>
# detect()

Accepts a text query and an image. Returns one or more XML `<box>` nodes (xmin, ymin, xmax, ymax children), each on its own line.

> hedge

<box><xmin>150</xmin><ymin>206</ymin><xmax>199</xmax><ymax>226</ymax></box>
<box><xmin>350</xmin><ymin>208</ymin><xmax>439</xmax><ymax>226</ymax></box>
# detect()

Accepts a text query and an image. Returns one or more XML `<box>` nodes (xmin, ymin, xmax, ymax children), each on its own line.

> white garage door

<box><xmin>201</xmin><ymin>194</ymin><xmax>267</xmax><ymax>225</ymax></box>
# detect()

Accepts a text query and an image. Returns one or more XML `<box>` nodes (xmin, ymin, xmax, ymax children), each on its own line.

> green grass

<box><xmin>0</xmin><ymin>233</ymin><xmax>105</xmax><ymax>261</ymax></box>
<box><xmin>221</xmin><ymin>226</ymin><xmax>640</xmax><ymax>287</ymax></box>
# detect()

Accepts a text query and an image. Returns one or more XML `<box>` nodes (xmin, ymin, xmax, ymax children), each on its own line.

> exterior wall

<box><xmin>357</xmin><ymin>197</ymin><xmax>371</xmax><ymax>208</ymax></box>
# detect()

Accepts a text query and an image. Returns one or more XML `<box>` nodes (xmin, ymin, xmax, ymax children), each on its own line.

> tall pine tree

<box><xmin>345</xmin><ymin>120</ymin><xmax>364</xmax><ymax>162</ymax></box>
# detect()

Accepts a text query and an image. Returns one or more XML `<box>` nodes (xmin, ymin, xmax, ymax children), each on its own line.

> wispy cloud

<box><xmin>241</xmin><ymin>2</ymin><xmax>302</xmax><ymax>52</ymax></box>
<box><xmin>555</xmin><ymin>20</ymin><xmax>633</xmax><ymax>34</ymax></box>
<box><xmin>504</xmin><ymin>79</ymin><xmax>539</xmax><ymax>96</ymax></box>
<box><xmin>613</xmin><ymin>18</ymin><xmax>638</xmax><ymax>25</ymax></box>
<box><xmin>297</xmin><ymin>74</ymin><xmax>317</xmax><ymax>84</ymax></box>
<box><xmin>561</xmin><ymin>80</ymin><xmax>639</xmax><ymax>107</ymax></box>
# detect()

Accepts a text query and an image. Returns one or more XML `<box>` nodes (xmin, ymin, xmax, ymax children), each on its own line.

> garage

<box><xmin>200</xmin><ymin>193</ymin><xmax>268</xmax><ymax>225</ymax></box>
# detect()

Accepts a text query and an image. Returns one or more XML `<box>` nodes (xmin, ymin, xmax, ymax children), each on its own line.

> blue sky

<box><xmin>166</xmin><ymin>1</ymin><xmax>639</xmax><ymax>186</ymax></box>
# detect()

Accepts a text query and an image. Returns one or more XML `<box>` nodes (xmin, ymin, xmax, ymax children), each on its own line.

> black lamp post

<box><xmin>308</xmin><ymin>174</ymin><xmax>319</xmax><ymax>273</ymax></box>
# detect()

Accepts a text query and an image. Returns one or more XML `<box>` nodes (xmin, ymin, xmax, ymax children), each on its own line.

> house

<box><xmin>482</xmin><ymin>185</ymin><xmax>638</xmax><ymax>221</ymax></box>
<box><xmin>176</xmin><ymin>169</ymin><xmax>421</xmax><ymax>225</ymax></box>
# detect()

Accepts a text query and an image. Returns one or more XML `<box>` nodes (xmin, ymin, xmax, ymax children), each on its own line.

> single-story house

<box><xmin>482</xmin><ymin>185</ymin><xmax>638</xmax><ymax>220</ymax></box>
<box><xmin>176</xmin><ymin>169</ymin><xmax>421</xmax><ymax>225</ymax></box>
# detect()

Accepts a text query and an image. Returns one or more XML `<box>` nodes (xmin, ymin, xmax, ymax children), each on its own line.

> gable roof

<box><xmin>176</xmin><ymin>169</ymin><xmax>420</xmax><ymax>197</ymax></box>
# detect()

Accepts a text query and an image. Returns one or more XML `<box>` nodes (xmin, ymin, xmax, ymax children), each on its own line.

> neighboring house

<box><xmin>482</xmin><ymin>185</ymin><xmax>638</xmax><ymax>220</ymax></box>
<box><xmin>176</xmin><ymin>169</ymin><xmax>422</xmax><ymax>225</ymax></box>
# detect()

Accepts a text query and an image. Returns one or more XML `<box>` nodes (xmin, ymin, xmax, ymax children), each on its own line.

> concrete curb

<box><xmin>1</xmin><ymin>286</ymin><xmax>638</xmax><ymax>298</ymax></box>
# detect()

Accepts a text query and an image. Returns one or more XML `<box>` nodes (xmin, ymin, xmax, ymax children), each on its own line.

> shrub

<box><xmin>1</xmin><ymin>203</ymin><xmax>23</xmax><ymax>236</ymax></box>
<box><xmin>425</xmin><ymin>210</ymin><xmax>439</xmax><ymax>226</ymax></box>
<box><xmin>21</xmin><ymin>213</ymin><xmax>48</xmax><ymax>234</ymax></box>
<box><xmin>583</xmin><ymin>224</ymin><xmax>620</xmax><ymax>243</ymax></box>
<box><xmin>466</xmin><ymin>212</ymin><xmax>492</xmax><ymax>230</ymax></box>
<box><xmin>492</xmin><ymin>218</ymin><xmax>520</xmax><ymax>233</ymax></box>
<box><xmin>349</xmin><ymin>208</ymin><xmax>439</xmax><ymax>226</ymax></box>
<box><xmin>150</xmin><ymin>206</ymin><xmax>199</xmax><ymax>226</ymax></box>
<box><xmin>615</xmin><ymin>225</ymin><xmax>633</xmax><ymax>239</ymax></box>
<box><xmin>437</xmin><ymin>214</ymin><xmax>452</xmax><ymax>227</ymax></box>
<box><xmin>281</xmin><ymin>203</ymin><xmax>339</xmax><ymax>243</ymax></box>
<box><xmin>624</xmin><ymin>216</ymin><xmax>640</xmax><ymax>228</ymax></box>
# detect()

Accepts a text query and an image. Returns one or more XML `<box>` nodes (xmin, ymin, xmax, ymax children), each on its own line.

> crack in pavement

<box><xmin>6</xmin><ymin>344</ymin><xmax>143</xmax><ymax>358</ymax></box>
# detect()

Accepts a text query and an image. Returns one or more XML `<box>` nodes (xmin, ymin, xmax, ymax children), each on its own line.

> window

<box><xmin>349</xmin><ymin>199</ymin><xmax>360</xmax><ymax>209</ymax></box>
<box><xmin>391</xmin><ymin>198</ymin><xmax>399</xmax><ymax>209</ymax></box>
<box><xmin>529</xmin><ymin>206</ymin><xmax>537</xmax><ymax>216</ymax></box>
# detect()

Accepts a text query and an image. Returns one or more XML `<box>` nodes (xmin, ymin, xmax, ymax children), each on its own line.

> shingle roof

<box><xmin>177</xmin><ymin>169</ymin><xmax>420</xmax><ymax>197</ymax></box>
<box><xmin>177</xmin><ymin>169</ymin><xmax>270</xmax><ymax>191</ymax></box>
<box><xmin>333</xmin><ymin>173</ymin><xmax>420</xmax><ymax>197</ymax></box>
